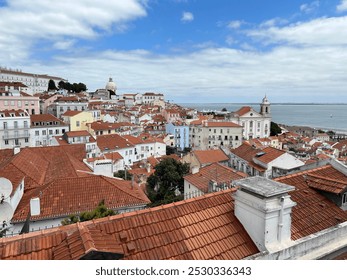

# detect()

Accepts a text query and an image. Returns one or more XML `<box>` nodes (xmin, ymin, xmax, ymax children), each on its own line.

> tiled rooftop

<box><xmin>184</xmin><ymin>163</ymin><xmax>247</xmax><ymax>193</ymax></box>
<box><xmin>96</xmin><ymin>134</ymin><xmax>135</xmax><ymax>151</ymax></box>
<box><xmin>206</xmin><ymin>121</ymin><xmax>242</xmax><ymax>128</ymax></box>
<box><xmin>234</xmin><ymin>106</ymin><xmax>252</xmax><ymax>116</ymax></box>
<box><xmin>255</xmin><ymin>147</ymin><xmax>286</xmax><ymax>164</ymax></box>
<box><xmin>12</xmin><ymin>175</ymin><xmax>150</xmax><ymax>222</ymax></box>
<box><xmin>0</xmin><ymin>189</ymin><xmax>259</xmax><ymax>260</ymax></box>
<box><xmin>193</xmin><ymin>149</ymin><xmax>229</xmax><ymax>165</ymax></box>
<box><xmin>276</xmin><ymin>165</ymin><xmax>347</xmax><ymax>240</ymax></box>
<box><xmin>30</xmin><ymin>114</ymin><xmax>67</xmax><ymax>126</ymax></box>
<box><xmin>231</xmin><ymin>142</ymin><xmax>261</xmax><ymax>162</ymax></box>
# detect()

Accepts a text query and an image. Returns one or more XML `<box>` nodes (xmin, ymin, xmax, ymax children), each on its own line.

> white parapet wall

<box><xmin>248</xmin><ymin>221</ymin><xmax>347</xmax><ymax>260</ymax></box>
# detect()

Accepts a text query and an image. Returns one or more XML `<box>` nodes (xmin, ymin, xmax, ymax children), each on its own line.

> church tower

<box><xmin>260</xmin><ymin>95</ymin><xmax>271</xmax><ymax>117</ymax></box>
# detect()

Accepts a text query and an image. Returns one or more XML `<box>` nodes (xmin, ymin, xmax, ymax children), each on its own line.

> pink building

<box><xmin>0</xmin><ymin>82</ymin><xmax>40</xmax><ymax>115</ymax></box>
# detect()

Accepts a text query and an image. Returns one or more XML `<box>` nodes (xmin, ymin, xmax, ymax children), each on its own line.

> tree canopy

<box><xmin>270</xmin><ymin>121</ymin><xmax>282</xmax><ymax>136</ymax></box>
<box><xmin>61</xmin><ymin>200</ymin><xmax>116</xmax><ymax>225</ymax></box>
<box><xmin>114</xmin><ymin>170</ymin><xmax>132</xmax><ymax>180</ymax></box>
<box><xmin>47</xmin><ymin>79</ymin><xmax>57</xmax><ymax>91</ymax></box>
<box><xmin>58</xmin><ymin>81</ymin><xmax>87</xmax><ymax>93</ymax></box>
<box><xmin>146</xmin><ymin>158</ymin><xmax>189</xmax><ymax>207</ymax></box>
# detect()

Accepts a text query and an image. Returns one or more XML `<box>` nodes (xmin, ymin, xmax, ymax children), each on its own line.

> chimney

<box><xmin>191</xmin><ymin>166</ymin><xmax>200</xmax><ymax>174</ymax></box>
<box><xmin>233</xmin><ymin>176</ymin><xmax>296</xmax><ymax>252</ymax></box>
<box><xmin>13</xmin><ymin>146</ymin><xmax>20</xmax><ymax>155</ymax></box>
<box><xmin>146</xmin><ymin>163</ymin><xmax>151</xmax><ymax>173</ymax></box>
<box><xmin>94</xmin><ymin>159</ymin><xmax>113</xmax><ymax>177</ymax></box>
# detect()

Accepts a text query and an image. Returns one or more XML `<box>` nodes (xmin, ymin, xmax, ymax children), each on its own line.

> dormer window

<box><xmin>343</xmin><ymin>193</ymin><xmax>347</xmax><ymax>205</ymax></box>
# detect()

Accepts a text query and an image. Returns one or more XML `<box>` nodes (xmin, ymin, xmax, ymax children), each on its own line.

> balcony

<box><xmin>3</xmin><ymin>125</ymin><xmax>29</xmax><ymax>130</ymax></box>
<box><xmin>3</xmin><ymin>133</ymin><xmax>30</xmax><ymax>140</ymax></box>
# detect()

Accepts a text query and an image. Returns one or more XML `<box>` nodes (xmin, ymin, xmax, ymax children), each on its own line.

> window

<box><xmin>18</xmin><ymin>101</ymin><xmax>22</xmax><ymax>107</ymax></box>
<box><xmin>55</xmin><ymin>129</ymin><xmax>59</xmax><ymax>134</ymax></box>
<box><xmin>25</xmin><ymin>138</ymin><xmax>29</xmax><ymax>143</ymax></box>
<box><xmin>10</xmin><ymin>101</ymin><xmax>15</xmax><ymax>106</ymax></box>
<box><xmin>76</xmin><ymin>121</ymin><xmax>80</xmax><ymax>127</ymax></box>
<box><xmin>25</xmin><ymin>101</ymin><xmax>29</xmax><ymax>106</ymax></box>
<box><xmin>235</xmin><ymin>136</ymin><xmax>239</xmax><ymax>140</ymax></box>
<box><xmin>4</xmin><ymin>100</ymin><xmax>8</xmax><ymax>106</ymax></box>
<box><xmin>24</xmin><ymin>121</ymin><xmax>28</xmax><ymax>128</ymax></box>
<box><xmin>14</xmin><ymin>121</ymin><xmax>18</xmax><ymax>128</ymax></box>
<box><xmin>343</xmin><ymin>193</ymin><xmax>347</xmax><ymax>205</ymax></box>
<box><xmin>4</xmin><ymin>140</ymin><xmax>9</xmax><ymax>145</ymax></box>
<box><xmin>3</xmin><ymin>122</ymin><xmax>7</xmax><ymax>129</ymax></box>
<box><xmin>42</xmin><ymin>130</ymin><xmax>46</xmax><ymax>135</ymax></box>
<box><xmin>49</xmin><ymin>130</ymin><xmax>53</xmax><ymax>135</ymax></box>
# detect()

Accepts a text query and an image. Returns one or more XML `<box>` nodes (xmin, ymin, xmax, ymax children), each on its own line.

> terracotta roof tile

<box><xmin>185</xmin><ymin>163</ymin><xmax>247</xmax><ymax>193</ymax></box>
<box><xmin>234</xmin><ymin>106</ymin><xmax>252</xmax><ymax>116</ymax></box>
<box><xmin>13</xmin><ymin>175</ymin><xmax>150</xmax><ymax>222</ymax></box>
<box><xmin>193</xmin><ymin>149</ymin><xmax>229</xmax><ymax>165</ymax></box>
<box><xmin>206</xmin><ymin>121</ymin><xmax>241</xmax><ymax>128</ymax></box>
<box><xmin>276</xmin><ymin>165</ymin><xmax>347</xmax><ymax>240</ymax></box>
<box><xmin>255</xmin><ymin>146</ymin><xmax>286</xmax><ymax>164</ymax></box>
<box><xmin>0</xmin><ymin>189</ymin><xmax>258</xmax><ymax>260</ymax></box>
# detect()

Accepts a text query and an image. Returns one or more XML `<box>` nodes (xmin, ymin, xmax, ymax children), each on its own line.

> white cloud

<box><xmin>337</xmin><ymin>0</ymin><xmax>347</xmax><ymax>12</ymax></box>
<box><xmin>0</xmin><ymin>0</ymin><xmax>147</xmax><ymax>61</ymax></box>
<box><xmin>225</xmin><ymin>36</ymin><xmax>236</xmax><ymax>46</ymax></box>
<box><xmin>227</xmin><ymin>20</ymin><xmax>243</xmax><ymax>29</ymax></box>
<box><xmin>181</xmin><ymin>11</ymin><xmax>194</xmax><ymax>22</ymax></box>
<box><xmin>247</xmin><ymin>16</ymin><xmax>347</xmax><ymax>46</ymax></box>
<box><xmin>300</xmin><ymin>1</ymin><xmax>320</xmax><ymax>14</ymax></box>
<box><xmin>53</xmin><ymin>40</ymin><xmax>76</xmax><ymax>50</ymax></box>
<box><xmin>23</xmin><ymin>42</ymin><xmax>347</xmax><ymax>103</ymax></box>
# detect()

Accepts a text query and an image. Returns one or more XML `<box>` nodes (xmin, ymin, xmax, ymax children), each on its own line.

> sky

<box><xmin>1</xmin><ymin>0</ymin><xmax>347</xmax><ymax>103</ymax></box>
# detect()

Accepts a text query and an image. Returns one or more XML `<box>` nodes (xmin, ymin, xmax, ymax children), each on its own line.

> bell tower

<box><xmin>260</xmin><ymin>94</ymin><xmax>271</xmax><ymax>117</ymax></box>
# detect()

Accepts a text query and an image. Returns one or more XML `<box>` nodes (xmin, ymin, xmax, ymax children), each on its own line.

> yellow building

<box><xmin>61</xmin><ymin>110</ymin><xmax>94</xmax><ymax>131</ymax></box>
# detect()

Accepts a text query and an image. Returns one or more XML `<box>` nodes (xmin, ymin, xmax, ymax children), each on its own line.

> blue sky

<box><xmin>1</xmin><ymin>0</ymin><xmax>347</xmax><ymax>103</ymax></box>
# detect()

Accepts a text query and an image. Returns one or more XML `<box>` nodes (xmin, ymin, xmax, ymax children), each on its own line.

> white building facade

<box><xmin>228</xmin><ymin>96</ymin><xmax>271</xmax><ymax>140</ymax></box>
<box><xmin>0</xmin><ymin>110</ymin><xmax>31</xmax><ymax>149</ymax></box>
<box><xmin>0</xmin><ymin>67</ymin><xmax>66</xmax><ymax>95</ymax></box>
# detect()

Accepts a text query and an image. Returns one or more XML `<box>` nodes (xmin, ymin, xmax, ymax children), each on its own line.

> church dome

<box><xmin>105</xmin><ymin>78</ymin><xmax>116</xmax><ymax>92</ymax></box>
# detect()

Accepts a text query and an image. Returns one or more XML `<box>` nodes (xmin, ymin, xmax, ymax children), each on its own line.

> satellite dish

<box><xmin>0</xmin><ymin>202</ymin><xmax>13</xmax><ymax>222</ymax></box>
<box><xmin>0</xmin><ymin>177</ymin><xmax>13</xmax><ymax>200</ymax></box>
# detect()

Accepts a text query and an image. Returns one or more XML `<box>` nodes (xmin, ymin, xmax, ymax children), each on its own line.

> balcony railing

<box><xmin>3</xmin><ymin>133</ymin><xmax>30</xmax><ymax>140</ymax></box>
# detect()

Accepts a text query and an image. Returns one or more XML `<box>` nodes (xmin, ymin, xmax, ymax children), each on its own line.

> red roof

<box><xmin>206</xmin><ymin>121</ymin><xmax>241</xmax><ymax>128</ymax></box>
<box><xmin>12</xmin><ymin>175</ymin><xmax>150</xmax><ymax>222</ymax></box>
<box><xmin>193</xmin><ymin>149</ymin><xmax>229</xmax><ymax>165</ymax></box>
<box><xmin>0</xmin><ymin>189</ymin><xmax>259</xmax><ymax>260</ymax></box>
<box><xmin>255</xmin><ymin>147</ymin><xmax>286</xmax><ymax>164</ymax></box>
<box><xmin>276</xmin><ymin>165</ymin><xmax>347</xmax><ymax>240</ymax></box>
<box><xmin>184</xmin><ymin>163</ymin><xmax>247</xmax><ymax>193</ymax></box>
<box><xmin>65</xmin><ymin>130</ymin><xmax>92</xmax><ymax>138</ymax></box>
<box><xmin>234</xmin><ymin>106</ymin><xmax>252</xmax><ymax>116</ymax></box>
<box><xmin>61</xmin><ymin>110</ymin><xmax>82</xmax><ymax>117</ymax></box>
<box><xmin>96</xmin><ymin>134</ymin><xmax>135</xmax><ymax>151</ymax></box>
<box><xmin>30</xmin><ymin>114</ymin><xmax>67</xmax><ymax>125</ymax></box>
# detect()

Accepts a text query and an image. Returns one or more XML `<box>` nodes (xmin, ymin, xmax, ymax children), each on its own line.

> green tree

<box><xmin>61</xmin><ymin>200</ymin><xmax>116</xmax><ymax>225</ymax></box>
<box><xmin>146</xmin><ymin>158</ymin><xmax>189</xmax><ymax>207</ymax></box>
<box><xmin>48</xmin><ymin>79</ymin><xmax>57</xmax><ymax>91</ymax></box>
<box><xmin>114</xmin><ymin>170</ymin><xmax>132</xmax><ymax>180</ymax></box>
<box><xmin>58</xmin><ymin>80</ymin><xmax>65</xmax><ymax>89</ymax></box>
<box><xmin>270</xmin><ymin>121</ymin><xmax>282</xmax><ymax>136</ymax></box>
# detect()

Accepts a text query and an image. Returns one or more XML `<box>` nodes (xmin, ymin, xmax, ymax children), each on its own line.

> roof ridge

<box><xmin>100</xmin><ymin>176</ymin><xmax>150</xmax><ymax>203</ymax></box>
<box><xmin>306</xmin><ymin>173</ymin><xmax>347</xmax><ymax>185</ymax></box>
<box><xmin>275</xmin><ymin>164</ymin><xmax>331</xmax><ymax>181</ymax></box>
